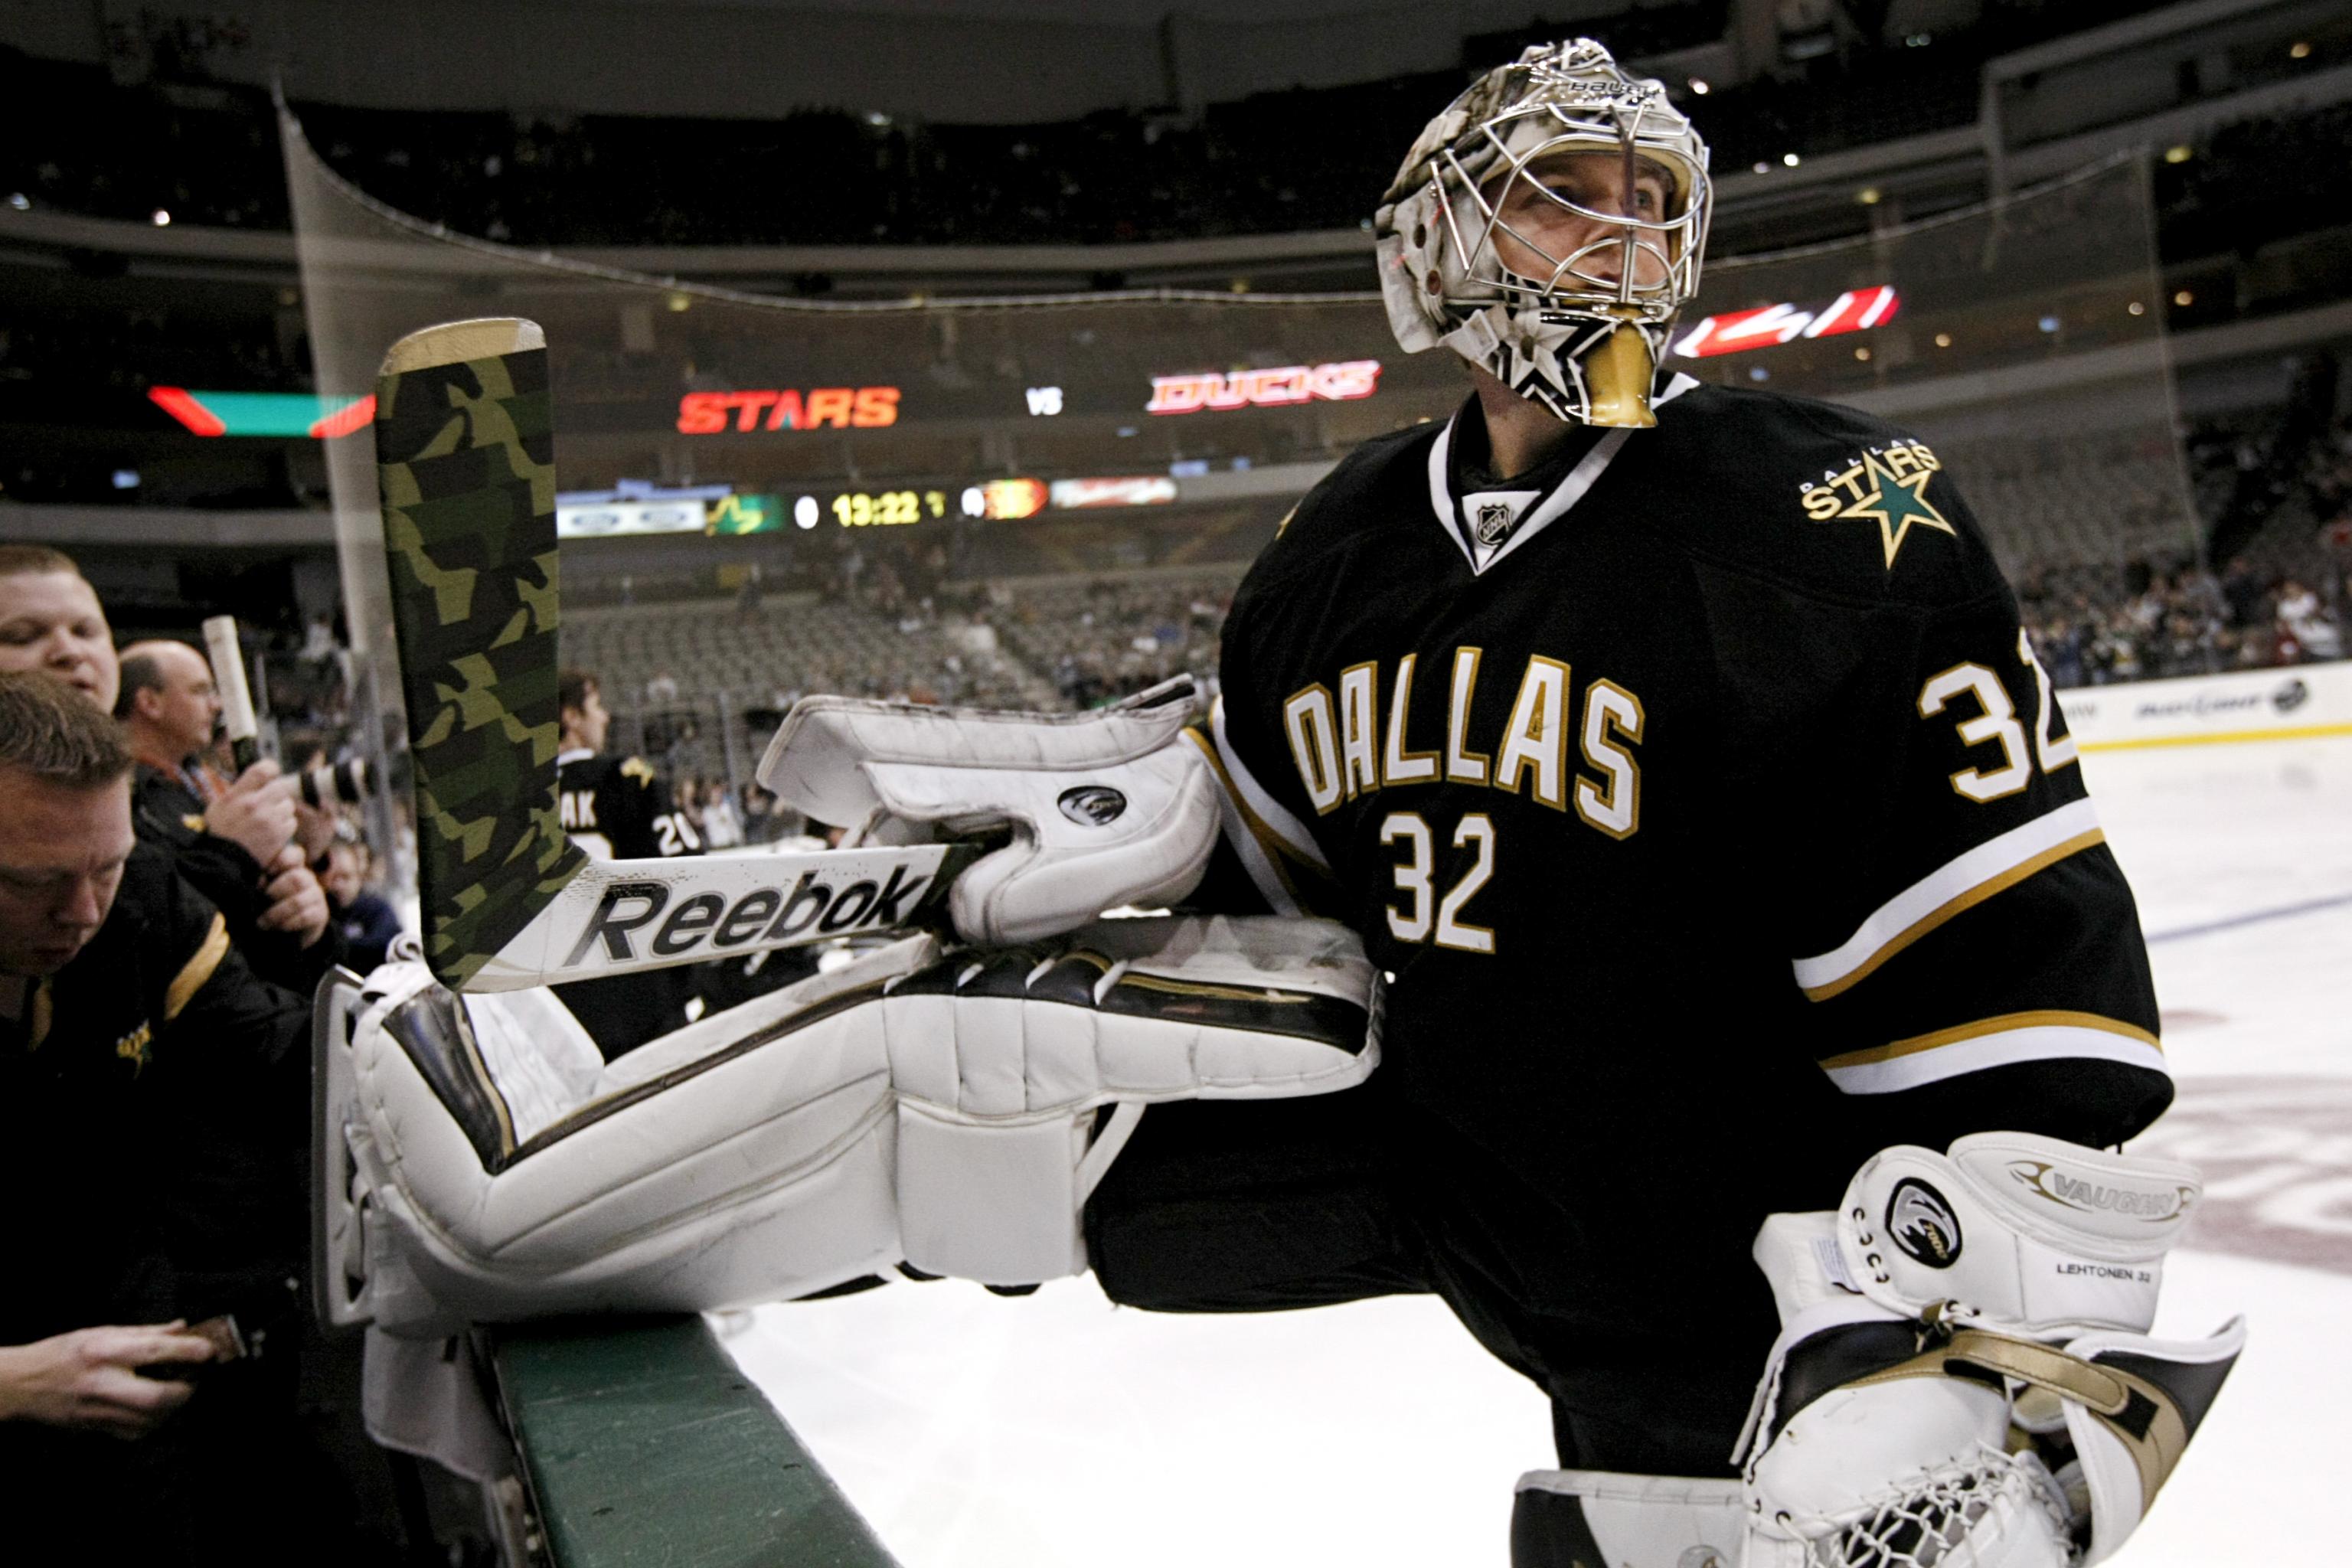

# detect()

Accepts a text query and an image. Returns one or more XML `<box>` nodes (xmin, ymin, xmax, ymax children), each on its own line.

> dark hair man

<box><xmin>550</xmin><ymin>668</ymin><xmax>703</xmax><ymax>1057</ymax></box>
<box><xmin>0</xmin><ymin>671</ymin><xmax>314</xmax><ymax>1553</ymax></box>
<box><xmin>0</xmin><ymin>548</ymin><xmax>341</xmax><ymax>992</ymax></box>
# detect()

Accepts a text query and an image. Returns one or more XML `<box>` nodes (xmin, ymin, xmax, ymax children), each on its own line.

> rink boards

<box><xmin>2057</xmin><ymin>657</ymin><xmax>2352</xmax><ymax>750</ymax></box>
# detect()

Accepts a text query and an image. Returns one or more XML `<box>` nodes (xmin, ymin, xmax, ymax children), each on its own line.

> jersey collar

<box><xmin>556</xmin><ymin>747</ymin><xmax>595</xmax><ymax>766</ymax></box>
<box><xmin>1424</xmin><ymin>373</ymin><xmax>1698</xmax><ymax>575</ymax></box>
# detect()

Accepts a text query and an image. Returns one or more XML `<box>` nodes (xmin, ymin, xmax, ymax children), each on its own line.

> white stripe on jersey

<box><xmin>1210</xmin><ymin>694</ymin><xmax>1330</xmax><ymax>872</ymax></box>
<box><xmin>1792</xmin><ymin>796</ymin><xmax>2105</xmax><ymax>1000</ymax></box>
<box><xmin>1820</xmin><ymin>1011</ymin><xmax>2164</xmax><ymax>1094</ymax></box>
<box><xmin>1423</xmin><ymin>374</ymin><xmax>1700</xmax><ymax>577</ymax></box>
<box><xmin>1187</xmin><ymin>730</ymin><xmax>1303</xmax><ymax>918</ymax></box>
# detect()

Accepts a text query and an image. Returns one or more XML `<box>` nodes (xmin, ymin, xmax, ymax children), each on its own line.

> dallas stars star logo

<box><xmin>1833</xmin><ymin>450</ymin><xmax>1955</xmax><ymax>569</ymax></box>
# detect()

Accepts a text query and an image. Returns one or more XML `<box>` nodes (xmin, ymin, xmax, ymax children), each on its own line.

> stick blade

<box><xmin>375</xmin><ymin>315</ymin><xmax>583</xmax><ymax>990</ymax></box>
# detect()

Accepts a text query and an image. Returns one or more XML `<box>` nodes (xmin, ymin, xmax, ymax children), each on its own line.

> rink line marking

<box><xmin>2147</xmin><ymin>890</ymin><xmax>2352</xmax><ymax>945</ymax></box>
<box><xmin>2077</xmin><ymin>721</ymin><xmax>2352</xmax><ymax>753</ymax></box>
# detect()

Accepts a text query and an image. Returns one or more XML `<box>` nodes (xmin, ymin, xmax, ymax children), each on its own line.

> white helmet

<box><xmin>1374</xmin><ymin>39</ymin><xmax>1712</xmax><ymax>428</ymax></box>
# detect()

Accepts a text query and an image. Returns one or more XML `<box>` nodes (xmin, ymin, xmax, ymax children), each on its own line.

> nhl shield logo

<box><xmin>1473</xmin><ymin>501</ymin><xmax>1517</xmax><ymax>547</ymax></box>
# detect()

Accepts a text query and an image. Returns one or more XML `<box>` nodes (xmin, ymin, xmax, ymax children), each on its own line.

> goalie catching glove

<box><xmin>314</xmin><ymin>913</ymin><xmax>1379</xmax><ymax>1338</ymax></box>
<box><xmin>760</xmin><ymin>675</ymin><xmax>1221</xmax><ymax>945</ymax></box>
<box><xmin>1734</xmin><ymin>1132</ymin><xmax>2243</xmax><ymax>1568</ymax></box>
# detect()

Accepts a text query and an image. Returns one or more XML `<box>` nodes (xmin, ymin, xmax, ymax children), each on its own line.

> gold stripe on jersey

<box><xmin>163</xmin><ymin>913</ymin><xmax>230</xmax><ymax>1022</ymax></box>
<box><xmin>1794</xmin><ymin>798</ymin><xmax>2105</xmax><ymax>1002</ymax></box>
<box><xmin>1187</xmin><ymin>727</ymin><xmax>1334</xmax><ymax>916</ymax></box>
<box><xmin>1820</xmin><ymin>1010</ymin><xmax>2163</xmax><ymax>1095</ymax></box>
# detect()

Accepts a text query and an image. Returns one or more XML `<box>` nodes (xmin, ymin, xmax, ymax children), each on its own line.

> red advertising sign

<box><xmin>1672</xmin><ymin>286</ymin><xmax>1900</xmax><ymax>359</ymax></box>
<box><xmin>1146</xmin><ymin>360</ymin><xmax>1382</xmax><ymax>415</ymax></box>
<box><xmin>1050</xmin><ymin>477</ymin><xmax>1178</xmax><ymax>509</ymax></box>
<box><xmin>677</xmin><ymin>387</ymin><xmax>901</xmax><ymax>433</ymax></box>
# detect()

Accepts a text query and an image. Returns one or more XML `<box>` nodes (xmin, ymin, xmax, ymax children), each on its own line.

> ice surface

<box><xmin>727</xmin><ymin>734</ymin><xmax>2352</xmax><ymax>1565</ymax></box>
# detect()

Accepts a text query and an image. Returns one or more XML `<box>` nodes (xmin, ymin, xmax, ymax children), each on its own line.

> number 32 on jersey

<box><xmin>1281</xmin><ymin>649</ymin><xmax>1645</xmax><ymax>959</ymax></box>
<box><xmin>1919</xmin><ymin>629</ymin><xmax>2079</xmax><ymax>801</ymax></box>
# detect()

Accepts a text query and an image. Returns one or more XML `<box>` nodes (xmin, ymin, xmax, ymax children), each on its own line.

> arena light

<box><xmin>959</xmin><ymin>479</ymin><xmax>1048</xmax><ymax>521</ymax></box>
<box><xmin>557</xmin><ymin>482</ymin><xmax>733</xmax><ymax>538</ymax></box>
<box><xmin>1145</xmin><ymin>359</ymin><xmax>1380</xmax><ymax>415</ymax></box>
<box><xmin>149</xmin><ymin>386</ymin><xmax>376</xmax><ymax>438</ymax></box>
<box><xmin>1050</xmin><ymin>476</ymin><xmax>1178</xmax><ymax>509</ymax></box>
<box><xmin>1672</xmin><ymin>286</ymin><xmax>1900</xmax><ymax>359</ymax></box>
<box><xmin>554</xmin><ymin>498</ymin><xmax>708</xmax><ymax>538</ymax></box>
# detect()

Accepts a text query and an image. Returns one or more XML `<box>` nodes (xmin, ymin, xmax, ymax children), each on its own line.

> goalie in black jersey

<box><xmin>325</xmin><ymin>41</ymin><xmax>2239</xmax><ymax>1567</ymax></box>
<box><xmin>1070</xmin><ymin>40</ymin><xmax>2238</xmax><ymax>1568</ymax></box>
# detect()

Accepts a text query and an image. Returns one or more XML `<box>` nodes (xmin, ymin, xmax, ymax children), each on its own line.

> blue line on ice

<box><xmin>2145</xmin><ymin>890</ymin><xmax>2352</xmax><ymax>945</ymax></box>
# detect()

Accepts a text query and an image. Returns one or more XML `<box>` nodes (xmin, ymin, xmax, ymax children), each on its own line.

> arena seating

<box><xmin>1939</xmin><ymin>430</ymin><xmax>2204</xmax><ymax>575</ymax></box>
<box><xmin>987</xmin><ymin>568</ymin><xmax>1241</xmax><ymax>708</ymax></box>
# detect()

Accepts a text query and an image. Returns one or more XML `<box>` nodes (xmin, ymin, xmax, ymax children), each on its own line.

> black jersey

<box><xmin>0</xmin><ymin>846</ymin><xmax>309</xmax><ymax>1344</ymax></box>
<box><xmin>556</xmin><ymin>750</ymin><xmax>702</xmax><ymax>861</ymax></box>
<box><xmin>553</xmin><ymin>749</ymin><xmax>700</xmax><ymax>1057</ymax></box>
<box><xmin>129</xmin><ymin>762</ymin><xmax>344</xmax><ymax>994</ymax></box>
<box><xmin>1207</xmin><ymin>380</ymin><xmax>2168</xmax><ymax>1327</ymax></box>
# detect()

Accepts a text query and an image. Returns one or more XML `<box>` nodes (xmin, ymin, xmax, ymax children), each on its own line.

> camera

<box><xmin>299</xmin><ymin>757</ymin><xmax>374</xmax><ymax>808</ymax></box>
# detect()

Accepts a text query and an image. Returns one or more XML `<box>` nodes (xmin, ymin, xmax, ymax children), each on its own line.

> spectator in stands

<box><xmin>322</xmin><ymin>835</ymin><xmax>400</xmax><ymax>974</ymax></box>
<box><xmin>699</xmin><ymin>779</ymin><xmax>745</xmax><ymax>849</ymax></box>
<box><xmin>0</xmin><ymin>671</ymin><xmax>327</xmax><ymax>1557</ymax></box>
<box><xmin>113</xmin><ymin>636</ymin><xmax>341</xmax><ymax>992</ymax></box>
<box><xmin>0</xmin><ymin>548</ymin><xmax>341</xmax><ymax>992</ymax></box>
<box><xmin>2276</xmin><ymin>577</ymin><xmax>2344</xmax><ymax>660</ymax></box>
<box><xmin>0</xmin><ymin>544</ymin><xmax>114</xmax><ymax>704</ymax></box>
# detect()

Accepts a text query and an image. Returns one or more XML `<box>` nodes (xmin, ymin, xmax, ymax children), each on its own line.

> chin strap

<box><xmin>1579</xmin><ymin>324</ymin><xmax>1658</xmax><ymax>428</ymax></box>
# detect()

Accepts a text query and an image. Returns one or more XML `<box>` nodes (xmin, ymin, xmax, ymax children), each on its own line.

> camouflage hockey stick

<box><xmin>374</xmin><ymin>317</ymin><xmax>972</xmax><ymax>993</ymax></box>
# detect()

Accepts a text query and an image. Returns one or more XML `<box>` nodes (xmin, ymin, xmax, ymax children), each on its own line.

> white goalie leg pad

<box><xmin>882</xmin><ymin>912</ymin><xmax>1379</xmax><ymax>1281</ymax></box>
<box><xmin>326</xmin><ymin>943</ymin><xmax>921</xmax><ymax>1338</ymax></box>
<box><xmin>1511</xmin><ymin>1470</ymin><xmax>1743</xmax><ymax>1568</ymax></box>
<box><xmin>756</xmin><ymin>676</ymin><xmax>1220</xmax><ymax>944</ymax></box>
<box><xmin>318</xmin><ymin>915</ymin><xmax>1379</xmax><ymax>1334</ymax></box>
<box><xmin>1734</xmin><ymin>1134</ymin><xmax>2243</xmax><ymax>1568</ymax></box>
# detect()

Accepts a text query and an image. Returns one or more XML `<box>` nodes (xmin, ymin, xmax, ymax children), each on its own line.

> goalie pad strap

<box><xmin>1839</xmin><ymin>1328</ymin><xmax>2178</xmax><ymax>1501</ymax></box>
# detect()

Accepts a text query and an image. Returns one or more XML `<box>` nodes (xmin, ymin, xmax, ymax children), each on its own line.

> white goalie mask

<box><xmin>1374</xmin><ymin>39</ymin><xmax>1712</xmax><ymax>428</ymax></box>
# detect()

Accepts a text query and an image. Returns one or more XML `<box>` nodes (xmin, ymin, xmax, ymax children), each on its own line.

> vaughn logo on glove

<box><xmin>2006</xmin><ymin>1158</ymin><xmax>2197</xmax><ymax>1222</ymax></box>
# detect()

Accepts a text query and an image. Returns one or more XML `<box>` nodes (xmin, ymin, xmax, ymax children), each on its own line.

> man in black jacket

<box><xmin>0</xmin><ymin>671</ymin><xmax>326</xmax><ymax>1554</ymax></box>
<box><xmin>114</xmin><ymin>636</ymin><xmax>338</xmax><ymax>991</ymax></box>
